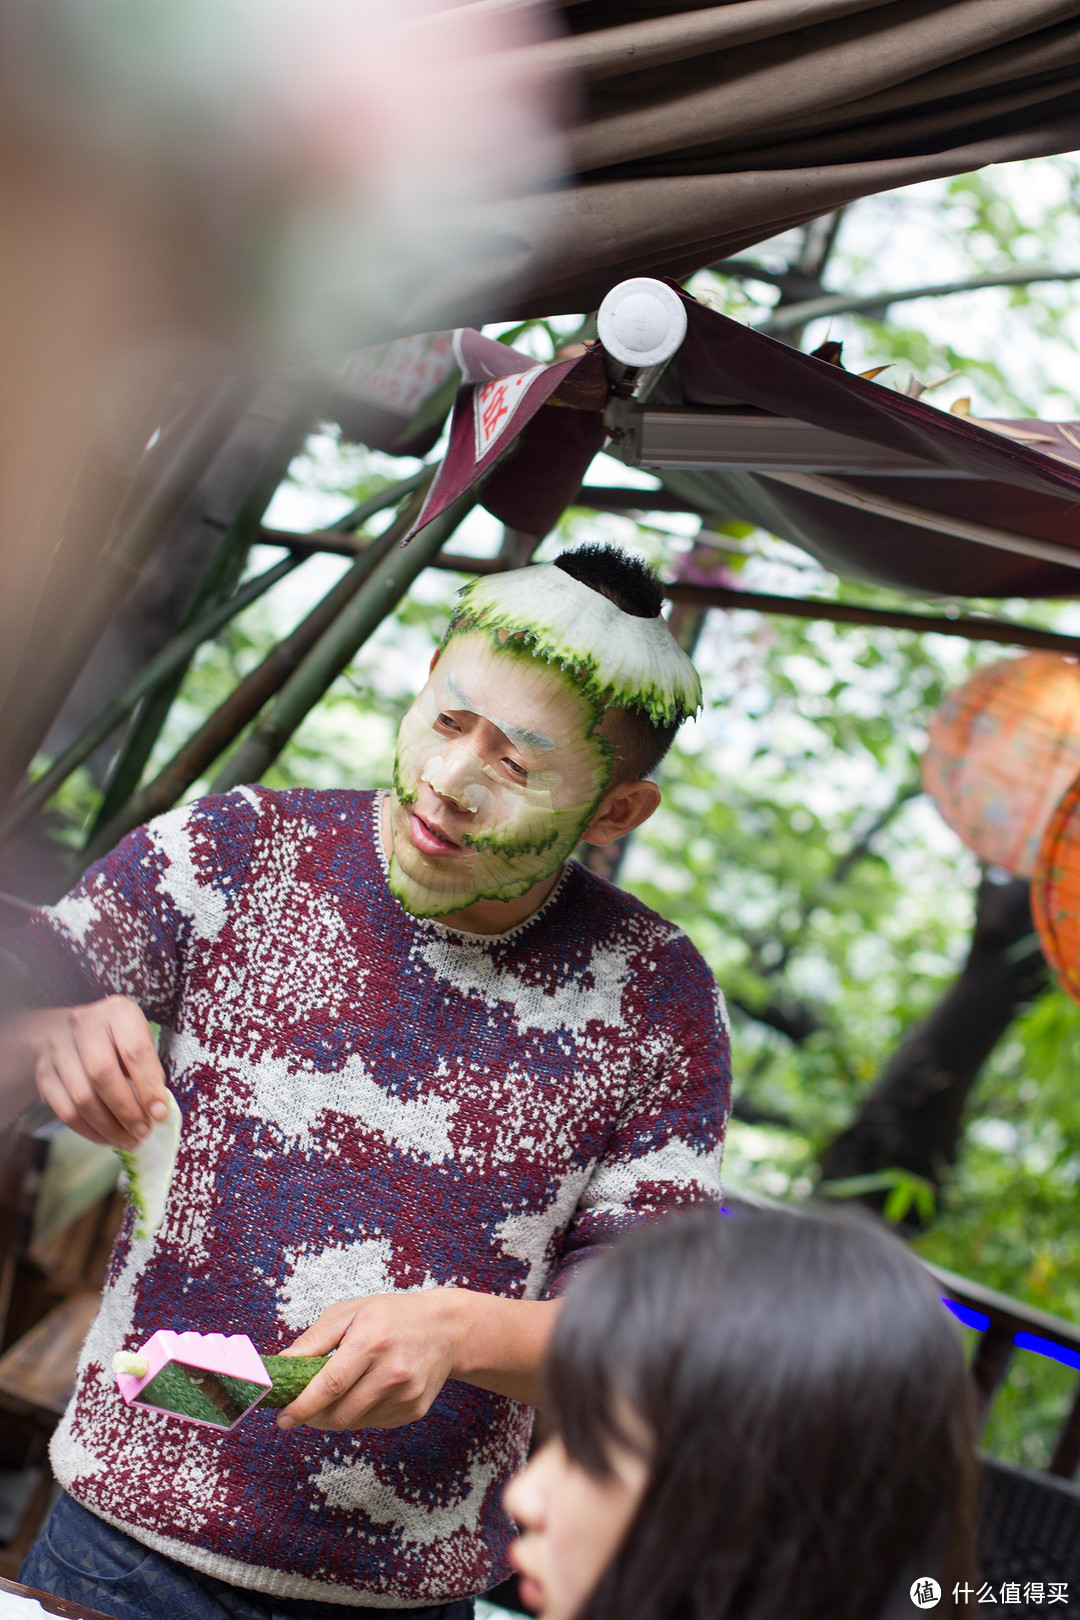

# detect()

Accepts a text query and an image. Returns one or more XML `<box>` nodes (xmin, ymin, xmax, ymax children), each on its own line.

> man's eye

<box><xmin>503</xmin><ymin>758</ymin><xmax>528</xmax><ymax>780</ymax></box>
<box><xmin>436</xmin><ymin>713</ymin><xmax>461</xmax><ymax>732</ymax></box>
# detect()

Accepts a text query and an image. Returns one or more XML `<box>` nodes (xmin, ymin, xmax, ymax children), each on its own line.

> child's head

<box><xmin>388</xmin><ymin>544</ymin><xmax>700</xmax><ymax>918</ymax></box>
<box><xmin>506</xmin><ymin>1206</ymin><xmax>977</xmax><ymax>1620</ymax></box>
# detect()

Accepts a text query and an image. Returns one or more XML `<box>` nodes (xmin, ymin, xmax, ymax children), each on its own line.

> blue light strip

<box><xmin>943</xmin><ymin>1300</ymin><xmax>1080</xmax><ymax>1368</ymax></box>
<box><xmin>1013</xmin><ymin>1331</ymin><xmax>1080</xmax><ymax>1371</ymax></box>
<box><xmin>942</xmin><ymin>1298</ymin><xmax>990</xmax><ymax>1332</ymax></box>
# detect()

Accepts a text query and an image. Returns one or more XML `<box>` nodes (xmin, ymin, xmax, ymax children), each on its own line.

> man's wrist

<box><xmin>439</xmin><ymin>1288</ymin><xmax>559</xmax><ymax>1406</ymax></box>
<box><xmin>440</xmin><ymin>1287</ymin><xmax>486</xmax><ymax>1383</ymax></box>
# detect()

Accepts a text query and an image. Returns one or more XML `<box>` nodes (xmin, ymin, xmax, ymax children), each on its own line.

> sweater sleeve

<box><xmin>547</xmin><ymin>934</ymin><xmax>732</xmax><ymax>1294</ymax></box>
<box><xmin>15</xmin><ymin>790</ymin><xmax>261</xmax><ymax>1026</ymax></box>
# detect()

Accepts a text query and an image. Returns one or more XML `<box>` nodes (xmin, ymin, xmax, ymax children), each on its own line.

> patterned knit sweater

<box><xmin>24</xmin><ymin>787</ymin><xmax>731</xmax><ymax>1608</ymax></box>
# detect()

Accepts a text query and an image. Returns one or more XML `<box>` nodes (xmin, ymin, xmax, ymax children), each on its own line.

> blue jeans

<box><xmin>22</xmin><ymin>1493</ymin><xmax>479</xmax><ymax>1620</ymax></box>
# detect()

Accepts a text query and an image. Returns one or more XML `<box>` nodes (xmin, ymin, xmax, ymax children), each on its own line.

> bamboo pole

<box><xmin>79</xmin><ymin>563</ymin><xmax>372</xmax><ymax>866</ymax></box>
<box><xmin>78</xmin><ymin>476</ymin><xmax>436</xmax><ymax>866</ymax></box>
<box><xmin>324</xmin><ymin>467</ymin><xmax>432</xmax><ymax>534</ymax></box>
<box><xmin>273</xmin><ymin>536</ymin><xmax>1080</xmax><ymax>656</ymax></box>
<box><xmin>0</xmin><ymin>376</ymin><xmax>256</xmax><ymax>803</ymax></box>
<box><xmin>209</xmin><ymin>489</ymin><xmax>476</xmax><ymax>795</ymax></box>
<box><xmin>0</xmin><ymin>553</ymin><xmax>301</xmax><ymax>848</ymax></box>
<box><xmin>661</xmin><ymin>582</ymin><xmax>1080</xmax><ymax>655</ymax></box>
<box><xmin>257</xmin><ymin>484</ymin><xmax>700</xmax><ymax>555</ymax></box>
<box><xmin>82</xmin><ymin>380</ymin><xmax>332</xmax><ymax>843</ymax></box>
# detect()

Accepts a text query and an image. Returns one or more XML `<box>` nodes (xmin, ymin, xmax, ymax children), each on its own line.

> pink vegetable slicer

<box><xmin>114</xmin><ymin>1330</ymin><xmax>272</xmax><ymax>1431</ymax></box>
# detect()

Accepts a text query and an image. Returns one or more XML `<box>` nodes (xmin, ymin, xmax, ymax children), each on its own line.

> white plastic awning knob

<box><xmin>597</xmin><ymin>278</ymin><xmax>688</xmax><ymax>368</ymax></box>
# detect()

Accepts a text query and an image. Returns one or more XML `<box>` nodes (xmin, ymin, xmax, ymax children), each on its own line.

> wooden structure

<box><xmin>0</xmin><ymin>1574</ymin><xmax>120</xmax><ymax>1619</ymax></box>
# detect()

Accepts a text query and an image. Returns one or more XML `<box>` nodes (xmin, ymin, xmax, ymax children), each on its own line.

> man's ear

<box><xmin>581</xmin><ymin>778</ymin><xmax>661</xmax><ymax>847</ymax></box>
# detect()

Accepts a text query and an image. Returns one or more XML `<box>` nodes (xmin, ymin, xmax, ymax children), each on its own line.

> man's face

<box><xmin>389</xmin><ymin>630</ymin><xmax>611</xmax><ymax>918</ymax></box>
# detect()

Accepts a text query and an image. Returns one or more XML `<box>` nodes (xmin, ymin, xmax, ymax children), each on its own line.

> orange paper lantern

<box><xmin>1033</xmin><ymin>772</ymin><xmax>1080</xmax><ymax>1001</ymax></box>
<box><xmin>922</xmin><ymin>653</ymin><xmax>1080</xmax><ymax>878</ymax></box>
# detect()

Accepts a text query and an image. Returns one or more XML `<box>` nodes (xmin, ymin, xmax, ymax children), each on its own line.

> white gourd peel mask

<box><xmin>388</xmin><ymin>564</ymin><xmax>701</xmax><ymax>919</ymax></box>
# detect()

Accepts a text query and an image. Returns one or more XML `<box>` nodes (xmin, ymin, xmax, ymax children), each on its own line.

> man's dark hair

<box><xmin>554</xmin><ymin>543</ymin><xmax>682</xmax><ymax>781</ymax></box>
<box><xmin>547</xmin><ymin>1206</ymin><xmax>978</xmax><ymax>1620</ymax></box>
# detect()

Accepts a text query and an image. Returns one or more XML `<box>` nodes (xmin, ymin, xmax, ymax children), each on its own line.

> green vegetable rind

<box><xmin>389</xmin><ymin>632</ymin><xmax>616</xmax><ymax>917</ymax></box>
<box><xmin>116</xmin><ymin>1091</ymin><xmax>182</xmax><ymax>1239</ymax></box>
<box><xmin>137</xmin><ymin>1364</ymin><xmax>231</xmax><ymax>1425</ymax></box>
<box><xmin>448</xmin><ymin>566</ymin><xmax>702</xmax><ymax>727</ymax></box>
<box><xmin>128</xmin><ymin>1353</ymin><xmax>330</xmax><ymax>1423</ymax></box>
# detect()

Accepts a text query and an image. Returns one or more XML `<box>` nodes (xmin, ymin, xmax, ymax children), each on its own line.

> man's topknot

<box><xmin>552</xmin><ymin>542</ymin><xmax>681</xmax><ymax>782</ymax></box>
<box><xmin>553</xmin><ymin>543</ymin><xmax>664</xmax><ymax>619</ymax></box>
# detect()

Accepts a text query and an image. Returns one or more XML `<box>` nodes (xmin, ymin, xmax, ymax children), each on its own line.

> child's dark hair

<box><xmin>554</xmin><ymin>543</ymin><xmax>682</xmax><ymax>780</ymax></box>
<box><xmin>546</xmin><ymin>1206</ymin><xmax>977</xmax><ymax>1620</ymax></box>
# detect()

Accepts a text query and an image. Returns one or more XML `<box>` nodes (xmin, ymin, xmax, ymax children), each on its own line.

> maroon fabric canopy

<box><xmin>656</xmin><ymin>293</ymin><xmax>1080</xmax><ymax>597</ymax></box>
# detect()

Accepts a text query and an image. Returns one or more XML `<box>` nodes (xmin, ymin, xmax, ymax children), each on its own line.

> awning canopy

<box><xmin>433</xmin><ymin>0</ymin><xmax>1080</xmax><ymax>329</ymax></box>
<box><xmin>634</xmin><ymin>293</ymin><xmax>1080</xmax><ymax>598</ymax></box>
<box><xmin>418</xmin><ymin>288</ymin><xmax>1080</xmax><ymax>600</ymax></box>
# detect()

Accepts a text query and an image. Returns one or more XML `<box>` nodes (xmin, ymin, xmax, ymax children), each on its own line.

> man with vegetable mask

<box><xmin>388</xmin><ymin>551</ymin><xmax>697</xmax><ymax>927</ymax></box>
<box><xmin>6</xmin><ymin>544</ymin><xmax>732</xmax><ymax>1619</ymax></box>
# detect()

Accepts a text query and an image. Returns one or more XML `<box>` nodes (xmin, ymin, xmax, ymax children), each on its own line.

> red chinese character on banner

<box><xmin>473</xmin><ymin>364</ymin><xmax>546</xmax><ymax>460</ymax></box>
<box><xmin>480</xmin><ymin>380</ymin><xmax>513</xmax><ymax>442</ymax></box>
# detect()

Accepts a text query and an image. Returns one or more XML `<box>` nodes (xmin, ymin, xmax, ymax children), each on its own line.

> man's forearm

<box><xmin>447</xmin><ymin>1291</ymin><xmax>561</xmax><ymax>1407</ymax></box>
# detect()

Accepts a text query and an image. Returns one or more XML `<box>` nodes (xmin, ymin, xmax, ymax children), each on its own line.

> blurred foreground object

<box><xmin>0</xmin><ymin>0</ymin><xmax>560</xmax><ymax>841</ymax></box>
<box><xmin>3</xmin><ymin>1</ymin><xmax>1080</xmax><ymax>845</ymax></box>
<box><xmin>923</xmin><ymin>655</ymin><xmax>1080</xmax><ymax>879</ymax></box>
<box><xmin>0</xmin><ymin>0</ymin><xmax>562</xmax><ymax>353</ymax></box>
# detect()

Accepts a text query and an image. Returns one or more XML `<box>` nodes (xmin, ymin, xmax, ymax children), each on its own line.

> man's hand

<box><xmin>277</xmin><ymin>1289</ymin><xmax>560</xmax><ymax>1432</ymax></box>
<box><xmin>3</xmin><ymin>995</ymin><xmax>169</xmax><ymax>1148</ymax></box>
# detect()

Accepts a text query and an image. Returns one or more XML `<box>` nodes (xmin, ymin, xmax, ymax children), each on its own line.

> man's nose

<box><xmin>425</xmin><ymin>747</ymin><xmax>482</xmax><ymax>811</ymax></box>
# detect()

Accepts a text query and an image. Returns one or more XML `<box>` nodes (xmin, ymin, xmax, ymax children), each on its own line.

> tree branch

<box><xmin>758</xmin><ymin>267</ymin><xmax>1080</xmax><ymax>335</ymax></box>
<box><xmin>706</xmin><ymin>259</ymin><xmax>827</xmax><ymax>302</ymax></box>
<box><xmin>736</xmin><ymin>779</ymin><xmax>921</xmax><ymax>1008</ymax></box>
<box><xmin>727</xmin><ymin>992</ymin><xmax>823</xmax><ymax>1046</ymax></box>
<box><xmin>819</xmin><ymin>875</ymin><xmax>1049</xmax><ymax>1211</ymax></box>
<box><xmin>828</xmin><ymin>780</ymin><xmax>922</xmax><ymax>890</ymax></box>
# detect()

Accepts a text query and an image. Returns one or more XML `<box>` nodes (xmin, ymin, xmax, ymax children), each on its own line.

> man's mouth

<box><xmin>409</xmin><ymin>812</ymin><xmax>461</xmax><ymax>857</ymax></box>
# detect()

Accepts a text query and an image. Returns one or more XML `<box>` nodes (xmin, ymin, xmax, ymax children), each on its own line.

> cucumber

<box><xmin>137</xmin><ymin>1359</ymin><xmax>269</xmax><ymax>1427</ymax></box>
<box><xmin>116</xmin><ymin>1346</ymin><xmax>331</xmax><ymax>1423</ymax></box>
<box><xmin>258</xmin><ymin>1354</ymin><xmax>331</xmax><ymax>1407</ymax></box>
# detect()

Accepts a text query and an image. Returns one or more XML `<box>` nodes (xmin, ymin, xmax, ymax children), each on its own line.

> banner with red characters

<box><xmin>403</xmin><ymin>328</ymin><xmax>607</xmax><ymax>541</ymax></box>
